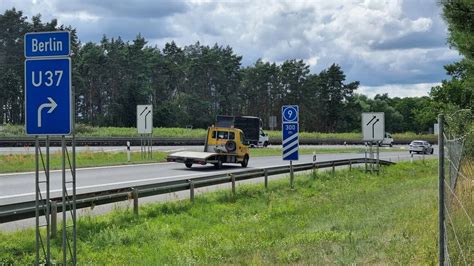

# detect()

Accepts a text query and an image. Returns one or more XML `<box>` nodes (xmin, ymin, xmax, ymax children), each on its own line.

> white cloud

<box><xmin>359</xmin><ymin>82</ymin><xmax>439</xmax><ymax>98</ymax></box>
<box><xmin>0</xmin><ymin>0</ymin><xmax>462</xmax><ymax>98</ymax></box>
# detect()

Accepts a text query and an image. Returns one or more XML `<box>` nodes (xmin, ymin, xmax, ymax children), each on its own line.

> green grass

<box><xmin>0</xmin><ymin>124</ymin><xmax>436</xmax><ymax>141</ymax></box>
<box><xmin>0</xmin><ymin>161</ymin><xmax>442</xmax><ymax>264</ymax></box>
<box><xmin>0</xmin><ymin>151</ymin><xmax>167</xmax><ymax>174</ymax></box>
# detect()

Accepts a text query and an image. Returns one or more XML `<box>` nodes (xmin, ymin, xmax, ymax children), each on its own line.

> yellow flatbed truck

<box><xmin>167</xmin><ymin>126</ymin><xmax>250</xmax><ymax>169</ymax></box>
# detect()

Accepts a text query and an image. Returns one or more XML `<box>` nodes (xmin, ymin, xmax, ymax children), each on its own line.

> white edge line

<box><xmin>0</xmin><ymin>161</ymin><xmax>176</xmax><ymax>177</ymax></box>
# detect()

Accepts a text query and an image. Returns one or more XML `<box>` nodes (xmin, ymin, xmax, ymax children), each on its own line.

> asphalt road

<box><xmin>0</xmin><ymin>149</ymin><xmax>435</xmax><ymax>205</ymax></box>
<box><xmin>0</xmin><ymin>145</ymin><xmax>201</xmax><ymax>155</ymax></box>
<box><xmin>0</xmin><ymin>144</ymin><xmax>409</xmax><ymax>155</ymax></box>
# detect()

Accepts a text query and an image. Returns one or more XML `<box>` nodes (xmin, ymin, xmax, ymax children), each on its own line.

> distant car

<box><xmin>378</xmin><ymin>132</ymin><xmax>394</xmax><ymax>147</ymax></box>
<box><xmin>409</xmin><ymin>140</ymin><xmax>434</xmax><ymax>154</ymax></box>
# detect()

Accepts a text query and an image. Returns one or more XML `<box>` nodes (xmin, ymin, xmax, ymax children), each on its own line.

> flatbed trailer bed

<box><xmin>166</xmin><ymin>126</ymin><xmax>250</xmax><ymax>169</ymax></box>
<box><xmin>167</xmin><ymin>151</ymin><xmax>220</xmax><ymax>165</ymax></box>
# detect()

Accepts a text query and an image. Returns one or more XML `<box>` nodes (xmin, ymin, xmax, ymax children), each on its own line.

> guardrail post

<box><xmin>312</xmin><ymin>153</ymin><xmax>317</xmax><ymax>179</ymax></box>
<box><xmin>231</xmin><ymin>174</ymin><xmax>236</xmax><ymax>195</ymax></box>
<box><xmin>332</xmin><ymin>162</ymin><xmax>335</xmax><ymax>176</ymax></box>
<box><xmin>264</xmin><ymin>169</ymin><xmax>268</xmax><ymax>189</ymax></box>
<box><xmin>132</xmin><ymin>188</ymin><xmax>139</xmax><ymax>216</ymax></box>
<box><xmin>189</xmin><ymin>180</ymin><xmax>195</xmax><ymax>203</ymax></box>
<box><xmin>51</xmin><ymin>201</ymin><xmax>57</xmax><ymax>239</ymax></box>
<box><xmin>349</xmin><ymin>160</ymin><xmax>352</xmax><ymax>172</ymax></box>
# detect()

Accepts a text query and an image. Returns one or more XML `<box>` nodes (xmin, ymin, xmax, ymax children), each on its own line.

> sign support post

<box><xmin>282</xmin><ymin>105</ymin><xmax>299</xmax><ymax>189</ymax></box>
<box><xmin>25</xmin><ymin>31</ymin><xmax>76</xmax><ymax>265</ymax></box>
<box><xmin>137</xmin><ymin>105</ymin><xmax>153</xmax><ymax>160</ymax></box>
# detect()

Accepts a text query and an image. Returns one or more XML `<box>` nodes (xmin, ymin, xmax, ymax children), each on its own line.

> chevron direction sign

<box><xmin>282</xmin><ymin>105</ymin><xmax>299</xmax><ymax>161</ymax></box>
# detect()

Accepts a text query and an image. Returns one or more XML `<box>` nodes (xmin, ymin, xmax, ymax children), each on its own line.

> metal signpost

<box><xmin>137</xmin><ymin>105</ymin><xmax>153</xmax><ymax>159</ymax></box>
<box><xmin>282</xmin><ymin>105</ymin><xmax>299</xmax><ymax>188</ymax></box>
<box><xmin>362</xmin><ymin>112</ymin><xmax>384</xmax><ymax>174</ymax></box>
<box><xmin>25</xmin><ymin>31</ymin><xmax>76</xmax><ymax>265</ymax></box>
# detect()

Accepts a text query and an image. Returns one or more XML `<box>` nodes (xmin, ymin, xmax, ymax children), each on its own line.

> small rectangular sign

<box><xmin>137</xmin><ymin>105</ymin><xmax>153</xmax><ymax>134</ymax></box>
<box><xmin>24</xmin><ymin>31</ymin><xmax>70</xmax><ymax>58</ymax></box>
<box><xmin>434</xmin><ymin>123</ymin><xmax>439</xmax><ymax>135</ymax></box>
<box><xmin>362</xmin><ymin>112</ymin><xmax>384</xmax><ymax>141</ymax></box>
<box><xmin>25</xmin><ymin>58</ymin><xmax>72</xmax><ymax>135</ymax></box>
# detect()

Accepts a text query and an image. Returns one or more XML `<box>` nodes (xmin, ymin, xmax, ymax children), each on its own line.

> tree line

<box><xmin>1</xmin><ymin>7</ymin><xmax>470</xmax><ymax>134</ymax></box>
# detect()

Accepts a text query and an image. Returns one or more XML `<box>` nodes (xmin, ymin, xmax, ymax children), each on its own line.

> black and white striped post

<box><xmin>126</xmin><ymin>141</ymin><xmax>131</xmax><ymax>162</ymax></box>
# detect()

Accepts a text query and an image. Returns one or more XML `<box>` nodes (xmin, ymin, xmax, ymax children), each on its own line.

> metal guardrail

<box><xmin>0</xmin><ymin>158</ymin><xmax>394</xmax><ymax>223</ymax></box>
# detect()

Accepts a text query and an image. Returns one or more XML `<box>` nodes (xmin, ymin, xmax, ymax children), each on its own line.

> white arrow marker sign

<box><xmin>137</xmin><ymin>105</ymin><xmax>153</xmax><ymax>134</ymax></box>
<box><xmin>37</xmin><ymin>97</ymin><xmax>57</xmax><ymax>127</ymax></box>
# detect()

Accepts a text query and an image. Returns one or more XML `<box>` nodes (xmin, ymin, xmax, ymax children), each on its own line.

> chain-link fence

<box><xmin>439</xmin><ymin>110</ymin><xmax>473</xmax><ymax>265</ymax></box>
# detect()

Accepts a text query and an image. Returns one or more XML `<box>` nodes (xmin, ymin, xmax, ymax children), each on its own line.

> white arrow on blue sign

<box><xmin>282</xmin><ymin>105</ymin><xmax>299</xmax><ymax>161</ymax></box>
<box><xmin>25</xmin><ymin>57</ymin><xmax>71</xmax><ymax>135</ymax></box>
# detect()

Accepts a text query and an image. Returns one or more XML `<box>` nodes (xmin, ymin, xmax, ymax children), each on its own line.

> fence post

<box><xmin>438</xmin><ymin>114</ymin><xmax>445</xmax><ymax>266</ymax></box>
<box><xmin>264</xmin><ymin>169</ymin><xmax>268</xmax><ymax>189</ymax></box>
<box><xmin>50</xmin><ymin>201</ymin><xmax>57</xmax><ymax>239</ymax></box>
<box><xmin>189</xmin><ymin>180</ymin><xmax>195</xmax><ymax>203</ymax></box>
<box><xmin>132</xmin><ymin>188</ymin><xmax>139</xmax><ymax>216</ymax></box>
<box><xmin>231</xmin><ymin>174</ymin><xmax>236</xmax><ymax>195</ymax></box>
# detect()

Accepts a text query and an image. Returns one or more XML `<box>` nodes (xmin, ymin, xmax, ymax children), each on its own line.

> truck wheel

<box><xmin>389</xmin><ymin>144</ymin><xmax>393</xmax><ymax>147</ymax></box>
<box><xmin>263</xmin><ymin>141</ymin><xmax>269</xmax><ymax>147</ymax></box>
<box><xmin>241</xmin><ymin>155</ymin><xmax>249</xmax><ymax>168</ymax></box>
<box><xmin>185</xmin><ymin>162</ymin><xmax>192</xmax><ymax>168</ymax></box>
<box><xmin>430</xmin><ymin>149</ymin><xmax>434</xmax><ymax>154</ymax></box>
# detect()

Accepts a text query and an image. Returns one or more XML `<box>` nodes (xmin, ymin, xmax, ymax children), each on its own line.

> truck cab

<box><xmin>378</xmin><ymin>132</ymin><xmax>394</xmax><ymax>147</ymax></box>
<box><xmin>167</xmin><ymin>126</ymin><xmax>250</xmax><ymax>169</ymax></box>
<box><xmin>257</xmin><ymin>129</ymin><xmax>269</xmax><ymax>147</ymax></box>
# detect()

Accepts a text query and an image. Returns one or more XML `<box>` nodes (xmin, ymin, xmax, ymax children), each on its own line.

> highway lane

<box><xmin>0</xmin><ymin>150</ymin><xmax>434</xmax><ymax>205</ymax></box>
<box><xmin>0</xmin><ymin>144</ymin><xmax>410</xmax><ymax>155</ymax></box>
<box><xmin>0</xmin><ymin>145</ymin><xmax>202</xmax><ymax>155</ymax></box>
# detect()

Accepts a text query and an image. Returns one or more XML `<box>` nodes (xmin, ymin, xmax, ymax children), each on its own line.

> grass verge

<box><xmin>0</xmin><ymin>160</ymin><xmax>439</xmax><ymax>264</ymax></box>
<box><xmin>0</xmin><ymin>151</ymin><xmax>167</xmax><ymax>174</ymax></box>
<box><xmin>0</xmin><ymin>124</ymin><xmax>435</xmax><ymax>141</ymax></box>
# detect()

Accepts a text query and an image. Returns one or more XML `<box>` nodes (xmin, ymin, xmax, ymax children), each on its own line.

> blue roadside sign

<box><xmin>24</xmin><ymin>31</ymin><xmax>70</xmax><ymax>58</ymax></box>
<box><xmin>282</xmin><ymin>105</ymin><xmax>299</xmax><ymax>160</ymax></box>
<box><xmin>25</xmin><ymin>58</ymin><xmax>71</xmax><ymax>135</ymax></box>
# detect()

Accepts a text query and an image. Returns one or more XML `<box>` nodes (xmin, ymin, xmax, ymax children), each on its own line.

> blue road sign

<box><xmin>282</xmin><ymin>105</ymin><xmax>298</xmax><ymax>122</ymax></box>
<box><xmin>24</xmin><ymin>31</ymin><xmax>70</xmax><ymax>58</ymax></box>
<box><xmin>282</xmin><ymin>105</ymin><xmax>299</xmax><ymax>161</ymax></box>
<box><xmin>25</xmin><ymin>58</ymin><xmax>71</xmax><ymax>135</ymax></box>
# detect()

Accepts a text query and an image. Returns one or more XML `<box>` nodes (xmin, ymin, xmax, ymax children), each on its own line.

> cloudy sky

<box><xmin>1</xmin><ymin>0</ymin><xmax>461</xmax><ymax>98</ymax></box>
